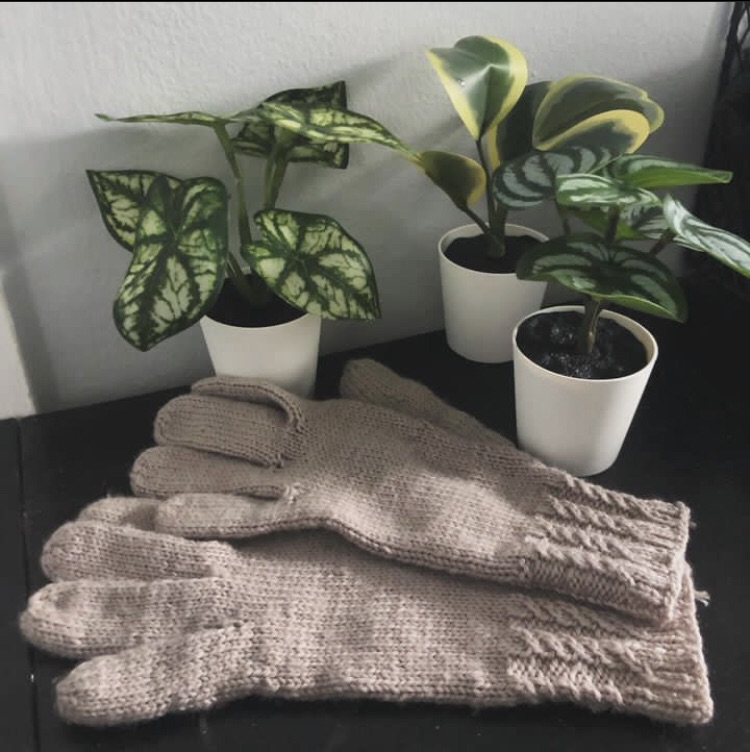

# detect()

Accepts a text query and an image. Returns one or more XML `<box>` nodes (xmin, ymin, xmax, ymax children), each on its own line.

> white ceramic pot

<box><xmin>199</xmin><ymin>312</ymin><xmax>322</xmax><ymax>397</ymax></box>
<box><xmin>512</xmin><ymin>305</ymin><xmax>658</xmax><ymax>477</ymax></box>
<box><xmin>438</xmin><ymin>223</ymin><xmax>548</xmax><ymax>363</ymax></box>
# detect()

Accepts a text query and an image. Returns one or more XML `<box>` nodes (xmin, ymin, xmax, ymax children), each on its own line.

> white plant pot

<box><xmin>512</xmin><ymin>305</ymin><xmax>658</xmax><ymax>477</ymax></box>
<box><xmin>438</xmin><ymin>223</ymin><xmax>548</xmax><ymax>363</ymax></box>
<box><xmin>199</xmin><ymin>312</ymin><xmax>322</xmax><ymax>397</ymax></box>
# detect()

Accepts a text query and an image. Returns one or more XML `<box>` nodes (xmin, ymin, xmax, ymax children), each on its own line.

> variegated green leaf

<box><xmin>516</xmin><ymin>233</ymin><xmax>687</xmax><ymax>320</ymax></box>
<box><xmin>489</xmin><ymin>80</ymin><xmax>551</xmax><ymax>168</ymax></box>
<box><xmin>232</xmin><ymin>81</ymin><xmax>349</xmax><ymax>168</ymax></box>
<box><xmin>416</xmin><ymin>150</ymin><xmax>486</xmax><ymax>209</ymax></box>
<box><xmin>243</xmin><ymin>209</ymin><xmax>380</xmax><ymax>320</ymax></box>
<box><xmin>87</xmin><ymin>170</ymin><xmax>181</xmax><ymax>251</ymax></box>
<box><xmin>426</xmin><ymin>35</ymin><xmax>528</xmax><ymax>140</ymax></box>
<box><xmin>572</xmin><ymin>203</ymin><xmax>669</xmax><ymax>241</ymax></box>
<box><xmin>532</xmin><ymin>75</ymin><xmax>663</xmax><ymax>153</ymax></box>
<box><xmin>600</xmin><ymin>155</ymin><xmax>733</xmax><ymax>189</ymax></box>
<box><xmin>492</xmin><ymin>146</ymin><xmax>620</xmax><ymax>209</ymax></box>
<box><xmin>114</xmin><ymin>176</ymin><xmax>228</xmax><ymax>351</ymax></box>
<box><xmin>97</xmin><ymin>111</ymin><xmax>233</xmax><ymax>127</ymax></box>
<box><xmin>555</xmin><ymin>174</ymin><xmax>660</xmax><ymax>209</ymax></box>
<box><xmin>664</xmin><ymin>195</ymin><xmax>750</xmax><ymax>278</ymax></box>
<box><xmin>253</xmin><ymin>102</ymin><xmax>415</xmax><ymax>158</ymax></box>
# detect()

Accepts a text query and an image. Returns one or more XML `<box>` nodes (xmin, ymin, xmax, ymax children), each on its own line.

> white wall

<box><xmin>0</xmin><ymin>1</ymin><xmax>729</xmax><ymax>412</ymax></box>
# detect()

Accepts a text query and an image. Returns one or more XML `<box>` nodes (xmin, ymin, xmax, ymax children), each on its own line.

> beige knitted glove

<box><xmin>130</xmin><ymin>370</ymin><xmax>690</xmax><ymax>624</ymax></box>
<box><xmin>20</xmin><ymin>497</ymin><xmax>712</xmax><ymax>727</ymax></box>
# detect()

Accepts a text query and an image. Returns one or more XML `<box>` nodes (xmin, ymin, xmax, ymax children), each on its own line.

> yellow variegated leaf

<box><xmin>426</xmin><ymin>35</ymin><xmax>528</xmax><ymax>140</ymax></box>
<box><xmin>533</xmin><ymin>75</ymin><xmax>664</xmax><ymax>153</ymax></box>
<box><xmin>416</xmin><ymin>150</ymin><xmax>486</xmax><ymax>209</ymax></box>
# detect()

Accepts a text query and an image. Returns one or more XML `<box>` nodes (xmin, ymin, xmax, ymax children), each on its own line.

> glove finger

<box><xmin>154</xmin><ymin>390</ymin><xmax>304</xmax><ymax>465</ymax></box>
<box><xmin>155</xmin><ymin>489</ymin><xmax>316</xmax><ymax>539</ymax></box>
<box><xmin>41</xmin><ymin>520</ymin><xmax>242</xmax><ymax>583</ymax></box>
<box><xmin>130</xmin><ymin>445</ymin><xmax>296</xmax><ymax>500</ymax></box>
<box><xmin>20</xmin><ymin>577</ymin><xmax>254</xmax><ymax>659</ymax></box>
<box><xmin>340</xmin><ymin>359</ymin><xmax>513</xmax><ymax>447</ymax></box>
<box><xmin>77</xmin><ymin>497</ymin><xmax>161</xmax><ymax>531</ymax></box>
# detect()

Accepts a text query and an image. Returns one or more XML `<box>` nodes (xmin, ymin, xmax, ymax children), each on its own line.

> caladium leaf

<box><xmin>97</xmin><ymin>112</ymin><xmax>233</xmax><ymax>127</ymax></box>
<box><xmin>516</xmin><ymin>232</ymin><xmax>687</xmax><ymax>321</ymax></box>
<box><xmin>664</xmin><ymin>195</ymin><xmax>750</xmax><ymax>278</ymax></box>
<box><xmin>600</xmin><ymin>155</ymin><xmax>733</xmax><ymax>189</ymax></box>
<box><xmin>532</xmin><ymin>75</ymin><xmax>663</xmax><ymax>153</ymax></box>
<box><xmin>492</xmin><ymin>145</ymin><xmax>620</xmax><ymax>209</ymax></box>
<box><xmin>426</xmin><ymin>35</ymin><xmax>528</xmax><ymax>140</ymax></box>
<box><xmin>114</xmin><ymin>176</ymin><xmax>228</xmax><ymax>351</ymax></box>
<box><xmin>416</xmin><ymin>150</ymin><xmax>486</xmax><ymax>209</ymax></box>
<box><xmin>489</xmin><ymin>80</ymin><xmax>551</xmax><ymax>168</ymax></box>
<box><xmin>87</xmin><ymin>170</ymin><xmax>181</xmax><ymax>251</ymax></box>
<box><xmin>243</xmin><ymin>209</ymin><xmax>380</xmax><ymax>320</ymax></box>
<box><xmin>555</xmin><ymin>173</ymin><xmax>660</xmax><ymax>209</ymax></box>
<box><xmin>232</xmin><ymin>81</ymin><xmax>349</xmax><ymax>168</ymax></box>
<box><xmin>253</xmin><ymin>102</ymin><xmax>416</xmax><ymax>156</ymax></box>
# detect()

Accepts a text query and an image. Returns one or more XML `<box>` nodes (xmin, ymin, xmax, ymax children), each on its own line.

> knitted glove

<box><xmin>130</xmin><ymin>371</ymin><xmax>691</xmax><ymax>624</ymax></box>
<box><xmin>20</xmin><ymin>497</ymin><xmax>712</xmax><ymax>727</ymax></box>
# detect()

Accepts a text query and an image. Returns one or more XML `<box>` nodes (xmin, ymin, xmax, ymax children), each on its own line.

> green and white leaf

<box><xmin>426</xmin><ymin>35</ymin><xmax>528</xmax><ymax>140</ymax></box>
<box><xmin>664</xmin><ymin>195</ymin><xmax>750</xmax><ymax>278</ymax></box>
<box><xmin>555</xmin><ymin>174</ymin><xmax>660</xmax><ymax>209</ymax></box>
<box><xmin>532</xmin><ymin>74</ymin><xmax>663</xmax><ymax>153</ymax></box>
<box><xmin>492</xmin><ymin>146</ymin><xmax>620</xmax><ymax>209</ymax></box>
<box><xmin>600</xmin><ymin>154</ymin><xmax>733</xmax><ymax>189</ymax></box>
<box><xmin>572</xmin><ymin>203</ymin><xmax>669</xmax><ymax>241</ymax></box>
<box><xmin>97</xmin><ymin>111</ymin><xmax>233</xmax><ymax>127</ymax></box>
<box><xmin>516</xmin><ymin>232</ymin><xmax>687</xmax><ymax>320</ymax></box>
<box><xmin>114</xmin><ymin>176</ymin><xmax>228</xmax><ymax>351</ymax></box>
<box><xmin>490</xmin><ymin>80</ymin><xmax>551</xmax><ymax>168</ymax></box>
<box><xmin>232</xmin><ymin>81</ymin><xmax>349</xmax><ymax>168</ymax></box>
<box><xmin>416</xmin><ymin>150</ymin><xmax>486</xmax><ymax>209</ymax></box>
<box><xmin>243</xmin><ymin>209</ymin><xmax>380</xmax><ymax>320</ymax></box>
<box><xmin>87</xmin><ymin>170</ymin><xmax>181</xmax><ymax>251</ymax></box>
<box><xmin>253</xmin><ymin>102</ymin><xmax>415</xmax><ymax>158</ymax></box>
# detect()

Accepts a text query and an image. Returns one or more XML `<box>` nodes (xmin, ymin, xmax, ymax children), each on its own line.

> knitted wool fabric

<box><xmin>130</xmin><ymin>374</ymin><xmax>691</xmax><ymax>625</ymax></box>
<box><xmin>20</xmin><ymin>497</ymin><xmax>712</xmax><ymax>727</ymax></box>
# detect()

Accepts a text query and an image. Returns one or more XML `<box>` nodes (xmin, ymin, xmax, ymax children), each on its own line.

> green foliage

<box><xmin>89</xmin><ymin>82</ymin><xmax>383</xmax><ymax>351</ymax></box>
<box><xmin>517</xmin><ymin>151</ymin><xmax>750</xmax><ymax>353</ymax></box>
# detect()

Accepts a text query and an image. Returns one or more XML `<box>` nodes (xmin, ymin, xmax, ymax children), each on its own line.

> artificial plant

<box><xmin>515</xmin><ymin>154</ymin><xmax>750</xmax><ymax>353</ymax></box>
<box><xmin>249</xmin><ymin>37</ymin><xmax>666</xmax><ymax>263</ymax></box>
<box><xmin>87</xmin><ymin>81</ymin><xmax>381</xmax><ymax>351</ymax></box>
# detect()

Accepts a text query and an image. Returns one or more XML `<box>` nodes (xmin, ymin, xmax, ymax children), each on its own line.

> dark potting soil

<box><xmin>444</xmin><ymin>232</ymin><xmax>540</xmax><ymax>273</ymax></box>
<box><xmin>207</xmin><ymin>277</ymin><xmax>303</xmax><ymax>328</ymax></box>
<box><xmin>516</xmin><ymin>310</ymin><xmax>648</xmax><ymax>379</ymax></box>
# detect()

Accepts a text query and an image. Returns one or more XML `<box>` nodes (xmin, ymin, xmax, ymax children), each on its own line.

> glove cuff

<box><xmin>520</xmin><ymin>469</ymin><xmax>691</xmax><ymax>624</ymax></box>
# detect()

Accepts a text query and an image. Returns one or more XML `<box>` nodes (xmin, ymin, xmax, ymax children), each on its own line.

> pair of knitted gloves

<box><xmin>20</xmin><ymin>359</ymin><xmax>712</xmax><ymax>727</ymax></box>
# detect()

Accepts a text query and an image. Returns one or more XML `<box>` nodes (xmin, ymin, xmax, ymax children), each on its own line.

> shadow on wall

<box><xmin>0</xmin><ymin>185</ymin><xmax>57</xmax><ymax>412</ymax></box>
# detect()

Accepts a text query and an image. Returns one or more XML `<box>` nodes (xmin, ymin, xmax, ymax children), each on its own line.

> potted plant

<box><xmin>511</xmin><ymin>154</ymin><xmax>750</xmax><ymax>476</ymax></box>
<box><xmin>250</xmin><ymin>37</ymin><xmax>665</xmax><ymax>363</ymax></box>
<box><xmin>87</xmin><ymin>81</ymin><xmax>381</xmax><ymax>397</ymax></box>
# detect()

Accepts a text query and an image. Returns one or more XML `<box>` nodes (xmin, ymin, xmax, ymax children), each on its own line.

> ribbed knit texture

<box><xmin>130</xmin><ymin>369</ymin><xmax>691</xmax><ymax>624</ymax></box>
<box><xmin>20</xmin><ymin>498</ymin><xmax>712</xmax><ymax>727</ymax></box>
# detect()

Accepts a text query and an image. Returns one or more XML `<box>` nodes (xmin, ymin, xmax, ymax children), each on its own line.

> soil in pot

<box><xmin>444</xmin><ymin>233</ymin><xmax>540</xmax><ymax>273</ymax></box>
<box><xmin>207</xmin><ymin>276</ymin><xmax>303</xmax><ymax>328</ymax></box>
<box><xmin>516</xmin><ymin>310</ymin><xmax>648</xmax><ymax>379</ymax></box>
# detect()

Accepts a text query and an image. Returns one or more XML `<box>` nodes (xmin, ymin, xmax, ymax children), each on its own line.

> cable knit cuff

<box><xmin>519</xmin><ymin>471</ymin><xmax>692</xmax><ymax>624</ymax></box>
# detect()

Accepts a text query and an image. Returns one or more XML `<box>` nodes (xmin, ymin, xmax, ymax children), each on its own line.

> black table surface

<box><xmin>4</xmin><ymin>282</ymin><xmax>749</xmax><ymax>751</ymax></box>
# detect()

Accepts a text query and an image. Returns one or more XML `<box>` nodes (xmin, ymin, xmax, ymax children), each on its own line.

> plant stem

<box><xmin>264</xmin><ymin>152</ymin><xmax>289</xmax><ymax>209</ymax></box>
<box><xmin>648</xmin><ymin>229</ymin><xmax>676</xmax><ymax>256</ymax></box>
<box><xmin>213</xmin><ymin>124</ymin><xmax>268</xmax><ymax>308</ymax></box>
<box><xmin>475</xmin><ymin>138</ymin><xmax>496</xmax><ymax>227</ymax></box>
<box><xmin>577</xmin><ymin>297</ymin><xmax>604</xmax><ymax>355</ymax></box>
<box><xmin>463</xmin><ymin>205</ymin><xmax>505</xmax><ymax>258</ymax></box>
<box><xmin>556</xmin><ymin>201</ymin><xmax>572</xmax><ymax>235</ymax></box>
